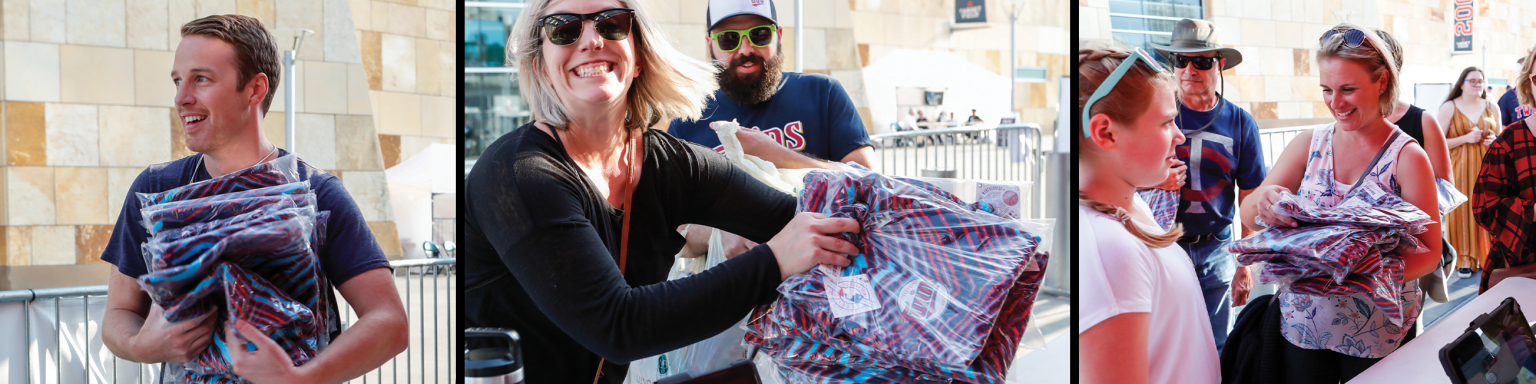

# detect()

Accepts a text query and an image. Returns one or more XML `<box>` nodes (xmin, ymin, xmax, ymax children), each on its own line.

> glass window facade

<box><xmin>1107</xmin><ymin>0</ymin><xmax>1204</xmax><ymax>64</ymax></box>
<box><xmin>464</xmin><ymin>1</ymin><xmax>529</xmax><ymax>160</ymax></box>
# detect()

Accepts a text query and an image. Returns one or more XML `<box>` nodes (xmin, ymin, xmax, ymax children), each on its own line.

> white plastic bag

<box><xmin>624</xmin><ymin>227</ymin><xmax>750</xmax><ymax>383</ymax></box>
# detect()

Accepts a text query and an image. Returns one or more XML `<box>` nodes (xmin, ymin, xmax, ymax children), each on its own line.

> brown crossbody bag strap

<box><xmin>594</xmin><ymin>131</ymin><xmax>643</xmax><ymax>384</ymax></box>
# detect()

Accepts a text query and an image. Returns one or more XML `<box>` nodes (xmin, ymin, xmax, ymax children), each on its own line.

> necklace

<box><xmin>191</xmin><ymin>145</ymin><xmax>280</xmax><ymax>184</ymax></box>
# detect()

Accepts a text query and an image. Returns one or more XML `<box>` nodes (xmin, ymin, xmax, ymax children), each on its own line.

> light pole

<box><xmin>282</xmin><ymin>29</ymin><xmax>313</xmax><ymax>154</ymax></box>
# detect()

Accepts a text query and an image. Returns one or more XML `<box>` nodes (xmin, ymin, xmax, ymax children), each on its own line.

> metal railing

<box><xmin>869</xmin><ymin>123</ymin><xmax>1048</xmax><ymax>217</ymax></box>
<box><xmin>868</xmin><ymin>123</ymin><xmax>1067</xmax><ymax>296</ymax></box>
<box><xmin>0</xmin><ymin>258</ymin><xmax>455</xmax><ymax>384</ymax></box>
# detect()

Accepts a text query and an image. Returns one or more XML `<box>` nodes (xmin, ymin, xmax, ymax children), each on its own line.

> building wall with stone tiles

<box><xmin>851</xmin><ymin>0</ymin><xmax>1070</xmax><ymax>142</ymax></box>
<box><xmin>1080</xmin><ymin>0</ymin><xmax>1536</xmax><ymax>127</ymax></box>
<box><xmin>648</xmin><ymin>0</ymin><xmax>873</xmax><ymax>133</ymax></box>
<box><xmin>350</xmin><ymin>0</ymin><xmax>455</xmax><ymax>168</ymax></box>
<box><xmin>0</xmin><ymin>0</ymin><xmax>442</xmax><ymax>290</ymax></box>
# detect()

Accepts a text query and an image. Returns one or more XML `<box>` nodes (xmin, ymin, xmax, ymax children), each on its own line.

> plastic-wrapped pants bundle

<box><xmin>1228</xmin><ymin>188</ymin><xmax>1432</xmax><ymax>326</ymax></box>
<box><xmin>135</xmin><ymin>156</ymin><xmax>332</xmax><ymax>383</ymax></box>
<box><xmin>745</xmin><ymin>163</ymin><xmax>1047</xmax><ymax>384</ymax></box>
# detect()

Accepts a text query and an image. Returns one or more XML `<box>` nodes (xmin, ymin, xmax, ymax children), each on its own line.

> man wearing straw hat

<box><xmin>1150</xmin><ymin>18</ymin><xmax>1267</xmax><ymax>353</ymax></box>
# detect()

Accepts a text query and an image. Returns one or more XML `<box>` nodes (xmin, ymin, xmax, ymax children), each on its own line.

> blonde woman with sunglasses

<box><xmin>462</xmin><ymin>0</ymin><xmax>861</xmax><ymax>382</ymax></box>
<box><xmin>1239</xmin><ymin>24</ymin><xmax>1441</xmax><ymax>382</ymax></box>
<box><xmin>1079</xmin><ymin>41</ymin><xmax>1220</xmax><ymax>384</ymax></box>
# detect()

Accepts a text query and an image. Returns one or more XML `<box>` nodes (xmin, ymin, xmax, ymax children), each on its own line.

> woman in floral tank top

<box><xmin>1237</xmin><ymin>24</ymin><xmax>1443</xmax><ymax>383</ymax></box>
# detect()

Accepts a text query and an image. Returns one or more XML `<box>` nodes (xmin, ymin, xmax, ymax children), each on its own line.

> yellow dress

<box><xmin>1446</xmin><ymin>102</ymin><xmax>1501</xmax><ymax>272</ymax></box>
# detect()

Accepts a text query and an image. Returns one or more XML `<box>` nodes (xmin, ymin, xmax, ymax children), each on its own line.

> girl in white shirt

<box><xmin>1078</xmin><ymin>41</ymin><xmax>1222</xmax><ymax>384</ymax></box>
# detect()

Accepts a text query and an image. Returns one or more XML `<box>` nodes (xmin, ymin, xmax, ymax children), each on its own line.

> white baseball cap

<box><xmin>707</xmin><ymin>0</ymin><xmax>778</xmax><ymax>31</ymax></box>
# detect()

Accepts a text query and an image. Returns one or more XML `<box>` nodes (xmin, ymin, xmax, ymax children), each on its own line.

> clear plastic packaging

<box><xmin>137</xmin><ymin>155</ymin><xmax>300</xmax><ymax>209</ymax></box>
<box><xmin>132</xmin><ymin>154</ymin><xmax>330</xmax><ymax>382</ymax></box>
<box><xmin>746</xmin><ymin>163</ymin><xmax>1050</xmax><ymax>384</ymax></box>
<box><xmin>141</xmin><ymin>181</ymin><xmax>313</xmax><ymax>235</ymax></box>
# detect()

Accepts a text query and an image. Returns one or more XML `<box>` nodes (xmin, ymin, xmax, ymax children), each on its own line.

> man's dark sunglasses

<box><xmin>537</xmin><ymin>8</ymin><xmax>635</xmax><ymax>46</ymax></box>
<box><xmin>1171</xmin><ymin>54</ymin><xmax>1220</xmax><ymax>70</ymax></box>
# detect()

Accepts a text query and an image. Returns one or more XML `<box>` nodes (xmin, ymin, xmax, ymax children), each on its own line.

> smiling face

<box><xmin>172</xmin><ymin>34</ymin><xmax>266</xmax><ymax>154</ymax></box>
<box><xmin>540</xmin><ymin>0</ymin><xmax>640</xmax><ymax>114</ymax></box>
<box><xmin>1320</xmin><ymin>57</ymin><xmax>1387</xmax><ymax>132</ymax></box>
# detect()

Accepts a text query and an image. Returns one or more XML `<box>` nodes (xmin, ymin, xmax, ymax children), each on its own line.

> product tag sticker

<box><xmin>826</xmin><ymin>273</ymin><xmax>880</xmax><ymax>318</ymax></box>
<box><xmin>896</xmin><ymin>279</ymin><xmax>950</xmax><ymax>322</ymax></box>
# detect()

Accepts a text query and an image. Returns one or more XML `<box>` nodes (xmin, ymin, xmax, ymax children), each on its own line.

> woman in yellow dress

<box><xmin>1436</xmin><ymin>66</ymin><xmax>1502</xmax><ymax>279</ymax></box>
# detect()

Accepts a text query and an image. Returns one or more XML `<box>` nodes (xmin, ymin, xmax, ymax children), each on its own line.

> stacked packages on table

<box><xmin>136</xmin><ymin>155</ymin><xmax>333</xmax><ymax>383</ymax></box>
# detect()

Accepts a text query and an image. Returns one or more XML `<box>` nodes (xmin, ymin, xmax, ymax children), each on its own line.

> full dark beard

<box><xmin>715</xmin><ymin>50</ymin><xmax>784</xmax><ymax>106</ymax></box>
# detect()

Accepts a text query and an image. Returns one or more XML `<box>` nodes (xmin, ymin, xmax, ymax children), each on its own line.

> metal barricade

<box><xmin>868</xmin><ymin>123</ymin><xmax>1048</xmax><ymax>218</ymax></box>
<box><xmin>868</xmin><ymin>123</ymin><xmax>1066</xmax><ymax>296</ymax></box>
<box><xmin>0</xmin><ymin>258</ymin><xmax>456</xmax><ymax>384</ymax></box>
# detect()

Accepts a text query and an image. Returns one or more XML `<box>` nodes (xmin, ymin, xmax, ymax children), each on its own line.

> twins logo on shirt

<box><xmin>1179</xmin><ymin>130</ymin><xmax>1237</xmax><ymax>214</ymax></box>
<box><xmin>712</xmin><ymin>121</ymin><xmax>807</xmax><ymax>153</ymax></box>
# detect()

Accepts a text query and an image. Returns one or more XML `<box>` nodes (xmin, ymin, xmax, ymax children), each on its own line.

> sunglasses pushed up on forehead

<box><xmin>537</xmin><ymin>8</ymin><xmax>635</xmax><ymax>46</ymax></box>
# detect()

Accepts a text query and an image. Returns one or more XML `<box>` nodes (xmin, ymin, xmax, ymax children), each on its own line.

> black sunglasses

<box><xmin>537</xmin><ymin>8</ymin><xmax>635</xmax><ymax>46</ymax></box>
<box><xmin>1171</xmin><ymin>54</ymin><xmax>1219</xmax><ymax>70</ymax></box>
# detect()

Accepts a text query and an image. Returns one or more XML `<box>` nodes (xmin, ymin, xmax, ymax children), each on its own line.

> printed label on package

<box><xmin>825</xmin><ymin>273</ymin><xmax>880</xmax><ymax>318</ymax></box>
<box><xmin>896</xmin><ymin>279</ymin><xmax>951</xmax><ymax>322</ymax></box>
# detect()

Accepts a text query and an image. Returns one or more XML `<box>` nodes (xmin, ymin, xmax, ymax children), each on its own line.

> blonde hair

<box><xmin>1519</xmin><ymin>44</ymin><xmax>1536</xmax><ymax>108</ymax></box>
<box><xmin>509</xmin><ymin>0</ymin><xmax>718</xmax><ymax>132</ymax></box>
<box><xmin>1076</xmin><ymin>40</ymin><xmax>1183</xmax><ymax>247</ymax></box>
<box><xmin>1318</xmin><ymin>23</ymin><xmax>1400</xmax><ymax>118</ymax></box>
<box><xmin>1079</xmin><ymin>193</ymin><xmax>1182</xmax><ymax>248</ymax></box>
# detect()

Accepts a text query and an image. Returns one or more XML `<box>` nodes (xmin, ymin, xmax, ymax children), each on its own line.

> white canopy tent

<box><xmin>862</xmin><ymin>49</ymin><xmax>1013</xmax><ymax>134</ymax></box>
<box><xmin>386</xmin><ymin>143</ymin><xmax>457</xmax><ymax>259</ymax></box>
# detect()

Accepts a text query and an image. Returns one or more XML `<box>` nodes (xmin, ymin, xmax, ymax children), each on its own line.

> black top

<box><xmin>463</xmin><ymin>123</ymin><xmax>796</xmax><ymax>383</ymax></box>
<box><xmin>1394</xmin><ymin>104</ymin><xmax>1427</xmax><ymax>144</ymax></box>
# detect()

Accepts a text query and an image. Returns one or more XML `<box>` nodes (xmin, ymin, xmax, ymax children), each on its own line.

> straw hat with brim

<box><xmin>1151</xmin><ymin>19</ymin><xmax>1244</xmax><ymax>70</ymax></box>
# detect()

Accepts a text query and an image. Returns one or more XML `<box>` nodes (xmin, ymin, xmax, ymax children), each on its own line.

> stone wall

<box><xmin>0</xmin><ymin>0</ymin><xmax>442</xmax><ymax>290</ymax></box>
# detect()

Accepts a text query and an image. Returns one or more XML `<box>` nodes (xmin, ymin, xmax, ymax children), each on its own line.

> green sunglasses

<box><xmin>1082</xmin><ymin>47</ymin><xmax>1168</xmax><ymax>138</ymax></box>
<box><xmin>711</xmin><ymin>25</ymin><xmax>777</xmax><ymax>52</ymax></box>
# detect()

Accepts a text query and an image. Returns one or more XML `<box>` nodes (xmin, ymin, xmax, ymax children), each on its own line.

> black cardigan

<box><xmin>462</xmin><ymin>123</ymin><xmax>798</xmax><ymax>383</ymax></box>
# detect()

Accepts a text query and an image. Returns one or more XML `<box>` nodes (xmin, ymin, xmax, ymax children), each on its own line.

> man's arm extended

<box><xmin>838</xmin><ymin>146</ymin><xmax>876</xmax><ymax>169</ymax></box>
<box><xmin>228</xmin><ymin>267</ymin><xmax>408</xmax><ymax>383</ymax></box>
<box><xmin>734</xmin><ymin>128</ymin><xmax>838</xmax><ymax>170</ymax></box>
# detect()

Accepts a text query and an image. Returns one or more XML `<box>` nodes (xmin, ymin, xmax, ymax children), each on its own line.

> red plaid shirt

<box><xmin>1473</xmin><ymin>120</ymin><xmax>1536</xmax><ymax>291</ymax></box>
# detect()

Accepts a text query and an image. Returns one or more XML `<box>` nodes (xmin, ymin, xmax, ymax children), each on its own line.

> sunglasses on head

<box><xmin>537</xmin><ymin>8</ymin><xmax>635</xmax><ymax>46</ymax></box>
<box><xmin>711</xmin><ymin>25</ymin><xmax>777</xmax><ymax>52</ymax></box>
<box><xmin>1082</xmin><ymin>47</ymin><xmax>1168</xmax><ymax>138</ymax></box>
<box><xmin>1171</xmin><ymin>54</ymin><xmax>1220</xmax><ymax>70</ymax></box>
<box><xmin>1320</xmin><ymin>28</ymin><xmax>1376</xmax><ymax>50</ymax></box>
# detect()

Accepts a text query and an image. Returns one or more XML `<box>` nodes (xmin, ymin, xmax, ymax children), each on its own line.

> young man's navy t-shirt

<box><xmin>1174</xmin><ymin>96</ymin><xmax>1268</xmax><ymax>237</ymax></box>
<box><xmin>100</xmin><ymin>150</ymin><xmax>392</xmax><ymax>325</ymax></box>
<box><xmin>668</xmin><ymin>72</ymin><xmax>873</xmax><ymax>161</ymax></box>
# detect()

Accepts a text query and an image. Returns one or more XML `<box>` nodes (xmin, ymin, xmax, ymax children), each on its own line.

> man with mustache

<box><xmin>1149</xmin><ymin>19</ymin><xmax>1266</xmax><ymax>353</ymax></box>
<box><xmin>668</xmin><ymin>0</ymin><xmax>875</xmax><ymax>259</ymax></box>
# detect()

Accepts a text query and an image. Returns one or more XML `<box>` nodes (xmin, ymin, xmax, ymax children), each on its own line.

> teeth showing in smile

<box><xmin>185</xmin><ymin>116</ymin><xmax>206</xmax><ymax>124</ymax></box>
<box><xmin>1337</xmin><ymin>109</ymin><xmax>1354</xmax><ymax>118</ymax></box>
<box><xmin>576</xmin><ymin>62</ymin><xmax>610</xmax><ymax>77</ymax></box>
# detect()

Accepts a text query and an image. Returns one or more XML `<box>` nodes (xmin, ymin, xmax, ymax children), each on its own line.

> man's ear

<box><xmin>1087</xmin><ymin>113</ymin><xmax>1119</xmax><ymax>151</ymax></box>
<box><xmin>247</xmin><ymin>72</ymin><xmax>269</xmax><ymax>108</ymax></box>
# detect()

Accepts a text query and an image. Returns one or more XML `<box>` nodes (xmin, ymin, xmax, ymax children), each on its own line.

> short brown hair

<box><xmin>181</xmin><ymin>15</ymin><xmax>281</xmax><ymax>115</ymax></box>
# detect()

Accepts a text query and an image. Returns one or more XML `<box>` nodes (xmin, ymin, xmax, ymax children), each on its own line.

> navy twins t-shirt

<box><xmin>668</xmin><ymin>72</ymin><xmax>874</xmax><ymax>162</ymax></box>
